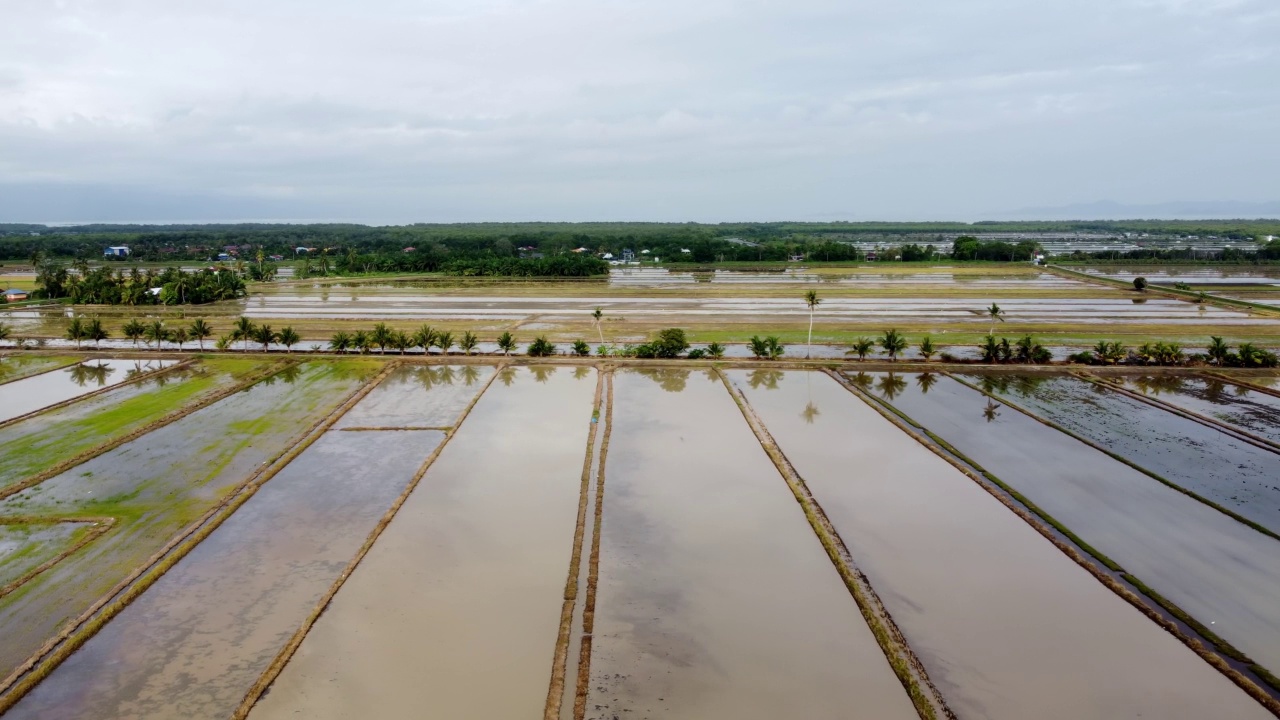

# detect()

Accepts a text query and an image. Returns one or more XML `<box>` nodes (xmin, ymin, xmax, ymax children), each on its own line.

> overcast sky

<box><xmin>1</xmin><ymin>0</ymin><xmax>1277</xmax><ymax>223</ymax></box>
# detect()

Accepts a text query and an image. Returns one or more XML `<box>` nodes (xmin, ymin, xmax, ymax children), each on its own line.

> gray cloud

<box><xmin>0</xmin><ymin>0</ymin><xmax>1277</xmax><ymax>222</ymax></box>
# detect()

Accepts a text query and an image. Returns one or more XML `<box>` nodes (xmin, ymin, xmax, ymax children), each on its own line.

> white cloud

<box><xmin>0</xmin><ymin>0</ymin><xmax>1276</xmax><ymax>221</ymax></box>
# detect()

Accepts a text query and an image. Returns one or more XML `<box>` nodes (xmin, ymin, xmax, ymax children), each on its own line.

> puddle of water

<box><xmin>738</xmin><ymin>370</ymin><xmax>1274</xmax><ymax>719</ymax></box>
<box><xmin>0</xmin><ymin>523</ymin><xmax>92</xmax><ymax>591</ymax></box>
<box><xmin>3</xmin><ymin>427</ymin><xmax>448</xmax><ymax>719</ymax></box>
<box><xmin>0</xmin><ymin>362</ymin><xmax>373</xmax><ymax>679</ymax></box>
<box><xmin>973</xmin><ymin>375</ymin><xmax>1280</xmax><ymax>534</ymax></box>
<box><xmin>0</xmin><ymin>359</ymin><xmax>175</xmax><ymax>423</ymax></box>
<box><xmin>248</xmin><ymin>366</ymin><xmax>595</xmax><ymax>720</ymax></box>
<box><xmin>1120</xmin><ymin>376</ymin><xmax>1280</xmax><ymax>445</ymax></box>
<box><xmin>865</xmin><ymin>373</ymin><xmax>1280</xmax><ymax>679</ymax></box>
<box><xmin>585</xmin><ymin>369</ymin><xmax>917</xmax><ymax>720</ymax></box>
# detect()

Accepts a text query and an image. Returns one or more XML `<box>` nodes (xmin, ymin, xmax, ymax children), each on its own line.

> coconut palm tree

<box><xmin>387</xmin><ymin>330</ymin><xmax>409</xmax><ymax>355</ymax></box>
<box><xmin>572</xmin><ymin>339</ymin><xmax>591</xmax><ymax>356</ymax></box>
<box><xmin>707</xmin><ymin>341</ymin><xmax>725</xmax><ymax>359</ymax></box>
<box><xmin>352</xmin><ymin>330</ymin><xmax>372</xmax><ymax>354</ymax></box>
<box><xmin>370</xmin><ymin>323</ymin><xmax>394</xmax><ymax>354</ymax></box>
<box><xmin>435</xmin><ymin>331</ymin><xmax>455</xmax><ymax>355</ymax></box>
<box><xmin>879</xmin><ymin>329</ymin><xmax>908</xmax><ymax>362</ymax></box>
<box><xmin>188</xmin><ymin>319</ymin><xmax>213</xmax><ymax>351</ymax></box>
<box><xmin>1207</xmin><ymin>336</ymin><xmax>1230</xmax><ymax>366</ymax></box>
<box><xmin>981</xmin><ymin>335</ymin><xmax>1001</xmax><ymax>363</ymax></box>
<box><xmin>65</xmin><ymin>317</ymin><xmax>87</xmax><ymax>350</ymax></box>
<box><xmin>170</xmin><ymin>326</ymin><xmax>189</xmax><ymax>351</ymax></box>
<box><xmin>278</xmin><ymin>326</ymin><xmax>300</xmax><ymax>352</ymax></box>
<box><xmin>918</xmin><ymin>336</ymin><xmax>936</xmax><ymax>361</ymax></box>
<box><xmin>215</xmin><ymin>335</ymin><xmax>233</xmax><ymax>351</ymax></box>
<box><xmin>144</xmin><ymin>320</ymin><xmax>169</xmax><ymax>350</ymax></box>
<box><xmin>413</xmin><ymin>324</ymin><xmax>437</xmax><ymax>354</ymax></box>
<box><xmin>985</xmin><ymin>302</ymin><xmax>1005</xmax><ymax>335</ymax></box>
<box><xmin>84</xmin><ymin>318</ymin><xmax>109</xmax><ymax>349</ymax></box>
<box><xmin>251</xmin><ymin>324</ymin><xmax>278</xmax><ymax>351</ymax></box>
<box><xmin>846</xmin><ymin>337</ymin><xmax>875</xmax><ymax>361</ymax></box>
<box><xmin>803</xmin><ymin>290</ymin><xmax>820</xmax><ymax>358</ymax></box>
<box><xmin>497</xmin><ymin>331</ymin><xmax>516</xmax><ymax>356</ymax></box>
<box><xmin>329</xmin><ymin>331</ymin><xmax>352</xmax><ymax>353</ymax></box>
<box><xmin>592</xmin><ymin>306</ymin><xmax>604</xmax><ymax>345</ymax></box>
<box><xmin>460</xmin><ymin>331</ymin><xmax>478</xmax><ymax>356</ymax></box>
<box><xmin>232</xmin><ymin>316</ymin><xmax>256</xmax><ymax>352</ymax></box>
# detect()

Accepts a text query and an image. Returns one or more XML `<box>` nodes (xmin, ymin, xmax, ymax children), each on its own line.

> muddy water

<box><xmin>737</xmin><ymin>370</ymin><xmax>1274</xmax><ymax>719</ymax></box>
<box><xmin>3</xmin><ymin>429</ymin><xmax>447</xmax><ymax>719</ymax></box>
<box><xmin>865</xmin><ymin>373</ymin><xmax>1280</xmax><ymax>680</ymax></box>
<box><xmin>972</xmin><ymin>374</ymin><xmax>1280</xmax><ymax>534</ymax></box>
<box><xmin>248</xmin><ymin>366</ymin><xmax>594</xmax><ymax>720</ymax></box>
<box><xmin>583</xmin><ymin>369</ymin><xmax>917</xmax><ymax>720</ymax></box>
<box><xmin>334</xmin><ymin>364</ymin><xmax>492</xmax><ymax>428</ymax></box>
<box><xmin>0</xmin><ymin>359</ymin><xmax>173</xmax><ymax>423</ymax></box>
<box><xmin>1120</xmin><ymin>375</ymin><xmax>1280</xmax><ymax>446</ymax></box>
<box><xmin>0</xmin><ymin>362</ymin><xmax>373</xmax><ymax>680</ymax></box>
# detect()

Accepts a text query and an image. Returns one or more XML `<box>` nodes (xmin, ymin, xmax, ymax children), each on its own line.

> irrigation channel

<box><xmin>0</xmin><ymin>356</ymin><xmax>1277</xmax><ymax>719</ymax></box>
<box><xmin>729</xmin><ymin>369</ymin><xmax>1270</xmax><ymax>719</ymax></box>
<box><xmin>855</xmin><ymin>372</ymin><xmax>1280</xmax><ymax>693</ymax></box>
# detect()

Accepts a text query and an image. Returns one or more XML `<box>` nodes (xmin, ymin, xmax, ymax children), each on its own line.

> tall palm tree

<box><xmin>592</xmin><ymin>306</ymin><xmax>604</xmax><ymax>345</ymax></box>
<box><xmin>84</xmin><ymin>318</ymin><xmax>108</xmax><ymax>349</ymax></box>
<box><xmin>352</xmin><ymin>330</ymin><xmax>372</xmax><ymax>354</ymax></box>
<box><xmin>986</xmin><ymin>303</ymin><xmax>1005</xmax><ymax>335</ymax></box>
<box><xmin>232</xmin><ymin>316</ymin><xmax>256</xmax><ymax>352</ymax></box>
<box><xmin>371</xmin><ymin>322</ymin><xmax>394</xmax><ymax>354</ymax></box>
<box><xmin>65</xmin><ymin>317</ymin><xmax>86</xmax><ymax>350</ymax></box>
<box><xmin>189</xmin><ymin>319</ymin><xmax>213</xmax><ymax>351</ymax></box>
<box><xmin>879</xmin><ymin>329</ymin><xmax>908</xmax><ymax>362</ymax></box>
<box><xmin>170</xmin><ymin>326</ymin><xmax>189</xmax><ymax>351</ymax></box>
<box><xmin>252</xmin><ymin>324</ymin><xmax>278</xmax><ymax>351</ymax></box>
<box><xmin>122</xmin><ymin>319</ymin><xmax>146</xmax><ymax>349</ymax></box>
<box><xmin>144</xmin><ymin>320</ymin><xmax>169</xmax><ymax>350</ymax></box>
<box><xmin>803</xmin><ymin>290</ymin><xmax>820</xmax><ymax>358</ymax></box>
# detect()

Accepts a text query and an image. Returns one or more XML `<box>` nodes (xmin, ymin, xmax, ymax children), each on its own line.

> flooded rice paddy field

<box><xmin>1119</xmin><ymin>375</ymin><xmax>1280</xmax><ymax>446</ymax></box>
<box><xmin>249</xmin><ymin>366</ymin><xmax>593</xmax><ymax>720</ymax></box>
<box><xmin>3</xmin><ymin>366</ymin><xmax>490</xmax><ymax>719</ymax></box>
<box><xmin>971</xmin><ymin>374</ymin><xmax>1280</xmax><ymax>534</ymax></box>
<box><xmin>0</xmin><ymin>359</ymin><xmax>174</xmax><ymax>424</ymax></box>
<box><xmin>0</xmin><ymin>360</ymin><xmax>375</xmax><ymax>680</ymax></box>
<box><xmin>1</xmin><ymin>359</ymin><xmax>1279</xmax><ymax>718</ymax></box>
<box><xmin>736</xmin><ymin>369</ymin><xmax>1272</xmax><ymax>719</ymax></box>
<box><xmin>1077</xmin><ymin>266</ymin><xmax>1280</xmax><ymax>286</ymax></box>
<box><xmin>0</xmin><ymin>359</ymin><xmax>259</xmax><ymax>491</ymax></box>
<box><xmin>586</xmin><ymin>369</ymin><xmax>917</xmax><ymax>720</ymax></box>
<box><xmin>859</xmin><ymin>372</ymin><xmax>1280</xmax><ymax>679</ymax></box>
<box><xmin>0</xmin><ymin>356</ymin><xmax>78</xmax><ymax>385</ymax></box>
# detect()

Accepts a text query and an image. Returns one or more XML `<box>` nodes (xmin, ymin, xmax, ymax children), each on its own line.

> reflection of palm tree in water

<box><xmin>916</xmin><ymin>372</ymin><xmax>939</xmax><ymax>394</ymax></box>
<box><xmin>746</xmin><ymin>369</ymin><xmax>782</xmax><ymax>390</ymax></box>
<box><xmin>69</xmin><ymin>361</ymin><xmax>113</xmax><ymax>387</ymax></box>
<box><xmin>461</xmin><ymin>365</ymin><xmax>481</xmax><ymax>386</ymax></box>
<box><xmin>636</xmin><ymin>368</ymin><xmax>687</xmax><ymax>392</ymax></box>
<box><xmin>573</xmin><ymin>366</ymin><xmax>592</xmax><ymax>381</ymax></box>
<box><xmin>497</xmin><ymin>367</ymin><xmax>517</xmax><ymax>386</ymax></box>
<box><xmin>983</xmin><ymin>399</ymin><xmax>1001</xmax><ymax>423</ymax></box>
<box><xmin>877</xmin><ymin>373</ymin><xmax>907</xmax><ymax>402</ymax></box>
<box><xmin>846</xmin><ymin>371</ymin><xmax>873</xmax><ymax>391</ymax></box>
<box><xmin>532</xmin><ymin>366</ymin><xmax>556</xmax><ymax>384</ymax></box>
<box><xmin>801</xmin><ymin>370</ymin><xmax>820</xmax><ymax>424</ymax></box>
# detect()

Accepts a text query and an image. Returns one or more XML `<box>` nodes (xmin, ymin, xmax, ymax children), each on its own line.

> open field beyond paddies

<box><xmin>5</xmin><ymin>264</ymin><xmax>1280</xmax><ymax>351</ymax></box>
<box><xmin>0</xmin><ymin>351</ymin><xmax>1278</xmax><ymax>719</ymax></box>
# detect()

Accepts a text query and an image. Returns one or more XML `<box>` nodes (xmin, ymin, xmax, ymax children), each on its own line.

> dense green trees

<box><xmin>33</xmin><ymin>263</ymin><xmax>246</xmax><ymax>305</ymax></box>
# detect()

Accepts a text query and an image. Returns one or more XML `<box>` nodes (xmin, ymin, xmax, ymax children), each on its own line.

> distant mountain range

<box><xmin>995</xmin><ymin>200</ymin><xmax>1280</xmax><ymax>221</ymax></box>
